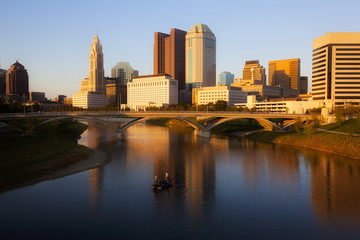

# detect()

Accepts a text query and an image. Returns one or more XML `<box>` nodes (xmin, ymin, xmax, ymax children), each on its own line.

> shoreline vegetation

<box><xmin>146</xmin><ymin>117</ymin><xmax>360</xmax><ymax>160</ymax></box>
<box><xmin>0</xmin><ymin>119</ymin><xmax>108</xmax><ymax>193</ymax></box>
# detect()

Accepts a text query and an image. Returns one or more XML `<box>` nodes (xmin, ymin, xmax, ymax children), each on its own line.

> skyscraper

<box><xmin>154</xmin><ymin>28</ymin><xmax>186</xmax><ymax>90</ymax></box>
<box><xmin>89</xmin><ymin>35</ymin><xmax>104</xmax><ymax>93</ymax></box>
<box><xmin>185</xmin><ymin>23</ymin><xmax>216</xmax><ymax>89</ymax></box>
<box><xmin>268</xmin><ymin>58</ymin><xmax>300</xmax><ymax>90</ymax></box>
<box><xmin>217</xmin><ymin>71</ymin><xmax>234</xmax><ymax>86</ymax></box>
<box><xmin>0</xmin><ymin>69</ymin><xmax>6</xmax><ymax>96</ymax></box>
<box><xmin>5</xmin><ymin>61</ymin><xmax>29</xmax><ymax>100</ymax></box>
<box><xmin>312</xmin><ymin>33</ymin><xmax>360</xmax><ymax>103</ymax></box>
<box><xmin>111</xmin><ymin>62</ymin><xmax>138</xmax><ymax>85</ymax></box>
<box><xmin>241</xmin><ymin>60</ymin><xmax>266</xmax><ymax>85</ymax></box>
<box><xmin>73</xmin><ymin>35</ymin><xmax>108</xmax><ymax>108</ymax></box>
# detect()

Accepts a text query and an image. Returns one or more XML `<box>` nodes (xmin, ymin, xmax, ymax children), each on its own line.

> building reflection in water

<box><xmin>79</xmin><ymin>121</ymin><xmax>360</xmax><ymax>230</ymax></box>
<box><xmin>307</xmin><ymin>152</ymin><xmax>360</xmax><ymax>230</ymax></box>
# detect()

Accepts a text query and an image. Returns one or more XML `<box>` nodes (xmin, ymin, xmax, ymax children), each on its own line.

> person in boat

<box><xmin>165</xmin><ymin>172</ymin><xmax>169</xmax><ymax>183</ymax></box>
<box><xmin>154</xmin><ymin>175</ymin><xmax>159</xmax><ymax>185</ymax></box>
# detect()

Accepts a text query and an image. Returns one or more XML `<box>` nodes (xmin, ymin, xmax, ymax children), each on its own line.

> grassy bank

<box><xmin>0</xmin><ymin>119</ymin><xmax>92</xmax><ymax>192</ymax></box>
<box><xmin>247</xmin><ymin>130</ymin><xmax>360</xmax><ymax>160</ymax></box>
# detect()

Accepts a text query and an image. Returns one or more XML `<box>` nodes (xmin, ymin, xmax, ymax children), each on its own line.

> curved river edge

<box><xmin>17</xmin><ymin>149</ymin><xmax>109</xmax><ymax>190</ymax></box>
<box><xmin>159</xmin><ymin>118</ymin><xmax>360</xmax><ymax>160</ymax></box>
<box><xmin>237</xmin><ymin>130</ymin><xmax>360</xmax><ymax>160</ymax></box>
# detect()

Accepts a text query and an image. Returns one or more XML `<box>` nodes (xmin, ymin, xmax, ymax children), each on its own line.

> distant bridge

<box><xmin>0</xmin><ymin>111</ymin><xmax>313</xmax><ymax>137</ymax></box>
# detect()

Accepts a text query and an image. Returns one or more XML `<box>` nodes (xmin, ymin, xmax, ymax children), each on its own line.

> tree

<box><xmin>214</xmin><ymin>100</ymin><xmax>228</xmax><ymax>111</ymax></box>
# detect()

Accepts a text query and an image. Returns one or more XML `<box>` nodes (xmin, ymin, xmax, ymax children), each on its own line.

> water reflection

<box><xmin>77</xmin><ymin>122</ymin><xmax>360</xmax><ymax>237</ymax></box>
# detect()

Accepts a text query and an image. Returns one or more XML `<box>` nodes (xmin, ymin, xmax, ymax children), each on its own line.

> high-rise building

<box><xmin>29</xmin><ymin>92</ymin><xmax>46</xmax><ymax>102</ymax></box>
<box><xmin>89</xmin><ymin>35</ymin><xmax>104</xmax><ymax>93</ymax></box>
<box><xmin>0</xmin><ymin>69</ymin><xmax>6</xmax><ymax>96</ymax></box>
<box><xmin>268</xmin><ymin>58</ymin><xmax>300</xmax><ymax>90</ymax></box>
<box><xmin>73</xmin><ymin>35</ymin><xmax>108</xmax><ymax>109</ymax></box>
<box><xmin>192</xmin><ymin>85</ymin><xmax>247</xmax><ymax>106</ymax></box>
<box><xmin>312</xmin><ymin>32</ymin><xmax>360</xmax><ymax>103</ymax></box>
<box><xmin>217</xmin><ymin>72</ymin><xmax>234</xmax><ymax>86</ymax></box>
<box><xmin>5</xmin><ymin>61</ymin><xmax>29</xmax><ymax>100</ymax></box>
<box><xmin>300</xmin><ymin>76</ymin><xmax>308</xmax><ymax>94</ymax></box>
<box><xmin>111</xmin><ymin>62</ymin><xmax>138</xmax><ymax>85</ymax></box>
<box><xmin>185</xmin><ymin>23</ymin><xmax>216</xmax><ymax>89</ymax></box>
<box><xmin>106</xmin><ymin>84</ymin><xmax>127</xmax><ymax>105</ymax></box>
<box><xmin>241</xmin><ymin>60</ymin><xmax>266</xmax><ymax>85</ymax></box>
<box><xmin>154</xmin><ymin>28</ymin><xmax>186</xmax><ymax>90</ymax></box>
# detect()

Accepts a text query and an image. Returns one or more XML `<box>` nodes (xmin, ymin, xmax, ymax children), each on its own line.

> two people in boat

<box><xmin>154</xmin><ymin>172</ymin><xmax>170</xmax><ymax>185</ymax></box>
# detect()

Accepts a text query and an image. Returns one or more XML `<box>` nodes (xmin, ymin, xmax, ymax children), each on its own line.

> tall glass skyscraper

<box><xmin>185</xmin><ymin>23</ymin><xmax>216</xmax><ymax>89</ymax></box>
<box><xmin>111</xmin><ymin>62</ymin><xmax>138</xmax><ymax>85</ymax></box>
<box><xmin>217</xmin><ymin>71</ymin><xmax>234</xmax><ymax>86</ymax></box>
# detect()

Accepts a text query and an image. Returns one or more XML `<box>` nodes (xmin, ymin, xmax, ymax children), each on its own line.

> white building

<box><xmin>72</xmin><ymin>92</ymin><xmax>108</xmax><ymax>109</ymax></box>
<box><xmin>236</xmin><ymin>95</ymin><xmax>332</xmax><ymax>114</ymax></box>
<box><xmin>73</xmin><ymin>35</ymin><xmax>108</xmax><ymax>109</ymax></box>
<box><xmin>192</xmin><ymin>85</ymin><xmax>247</xmax><ymax>106</ymax></box>
<box><xmin>127</xmin><ymin>74</ymin><xmax>178</xmax><ymax>111</ymax></box>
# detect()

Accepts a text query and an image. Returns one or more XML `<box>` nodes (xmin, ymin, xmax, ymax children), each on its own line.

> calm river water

<box><xmin>1</xmin><ymin>122</ymin><xmax>360</xmax><ymax>240</ymax></box>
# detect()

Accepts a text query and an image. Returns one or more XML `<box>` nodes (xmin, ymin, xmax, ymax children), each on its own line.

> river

<box><xmin>1</xmin><ymin>122</ymin><xmax>360</xmax><ymax>240</ymax></box>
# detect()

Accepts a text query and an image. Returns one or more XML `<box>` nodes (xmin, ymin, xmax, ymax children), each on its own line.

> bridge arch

<box><xmin>32</xmin><ymin>116</ymin><xmax>121</xmax><ymax>132</ymax></box>
<box><xmin>205</xmin><ymin>116</ymin><xmax>282</xmax><ymax>131</ymax></box>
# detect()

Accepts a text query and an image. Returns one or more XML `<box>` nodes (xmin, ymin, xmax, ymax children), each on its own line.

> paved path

<box><xmin>317</xmin><ymin>128</ymin><xmax>360</xmax><ymax>137</ymax></box>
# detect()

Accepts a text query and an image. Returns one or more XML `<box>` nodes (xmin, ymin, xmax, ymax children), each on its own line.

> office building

<box><xmin>0</xmin><ymin>69</ymin><xmax>6</xmax><ymax>96</ymax></box>
<box><xmin>127</xmin><ymin>74</ymin><xmax>178</xmax><ymax>111</ymax></box>
<box><xmin>154</xmin><ymin>28</ymin><xmax>187</xmax><ymax>90</ymax></box>
<box><xmin>217</xmin><ymin>71</ymin><xmax>234</xmax><ymax>86</ymax></box>
<box><xmin>235</xmin><ymin>95</ymin><xmax>328</xmax><ymax>114</ymax></box>
<box><xmin>186</xmin><ymin>23</ymin><xmax>216</xmax><ymax>89</ymax></box>
<box><xmin>231</xmin><ymin>83</ymin><xmax>282</xmax><ymax>99</ymax></box>
<box><xmin>5</xmin><ymin>61</ymin><xmax>29</xmax><ymax>100</ymax></box>
<box><xmin>29</xmin><ymin>92</ymin><xmax>46</xmax><ymax>102</ymax></box>
<box><xmin>268</xmin><ymin>58</ymin><xmax>300</xmax><ymax>90</ymax></box>
<box><xmin>73</xmin><ymin>35</ymin><xmax>108</xmax><ymax>108</ymax></box>
<box><xmin>300</xmin><ymin>76</ymin><xmax>308</xmax><ymax>94</ymax></box>
<box><xmin>111</xmin><ymin>62</ymin><xmax>138</xmax><ymax>85</ymax></box>
<box><xmin>106</xmin><ymin>83</ymin><xmax>127</xmax><ymax>105</ymax></box>
<box><xmin>241</xmin><ymin>60</ymin><xmax>266</xmax><ymax>85</ymax></box>
<box><xmin>192</xmin><ymin>85</ymin><xmax>247</xmax><ymax>106</ymax></box>
<box><xmin>89</xmin><ymin>35</ymin><xmax>104</xmax><ymax>93</ymax></box>
<box><xmin>312</xmin><ymin>32</ymin><xmax>360</xmax><ymax>103</ymax></box>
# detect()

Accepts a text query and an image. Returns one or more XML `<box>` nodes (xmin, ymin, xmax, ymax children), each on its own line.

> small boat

<box><xmin>151</xmin><ymin>179</ymin><xmax>172</xmax><ymax>190</ymax></box>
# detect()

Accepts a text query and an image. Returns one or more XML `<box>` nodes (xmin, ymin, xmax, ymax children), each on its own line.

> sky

<box><xmin>0</xmin><ymin>0</ymin><xmax>359</xmax><ymax>99</ymax></box>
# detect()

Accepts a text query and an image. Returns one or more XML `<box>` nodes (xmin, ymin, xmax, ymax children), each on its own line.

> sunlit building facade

<box><xmin>312</xmin><ymin>32</ymin><xmax>360</xmax><ymax>104</ymax></box>
<box><xmin>127</xmin><ymin>74</ymin><xmax>178</xmax><ymax>110</ymax></box>
<box><xmin>154</xmin><ymin>28</ymin><xmax>187</xmax><ymax>90</ymax></box>
<box><xmin>268</xmin><ymin>58</ymin><xmax>300</xmax><ymax>90</ymax></box>
<box><xmin>185</xmin><ymin>23</ymin><xmax>216</xmax><ymax>89</ymax></box>
<box><xmin>73</xmin><ymin>35</ymin><xmax>108</xmax><ymax>108</ymax></box>
<box><xmin>192</xmin><ymin>85</ymin><xmax>247</xmax><ymax>106</ymax></box>
<box><xmin>241</xmin><ymin>60</ymin><xmax>266</xmax><ymax>85</ymax></box>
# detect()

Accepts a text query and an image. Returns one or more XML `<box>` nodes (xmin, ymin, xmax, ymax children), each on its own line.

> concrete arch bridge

<box><xmin>0</xmin><ymin>112</ymin><xmax>313</xmax><ymax>137</ymax></box>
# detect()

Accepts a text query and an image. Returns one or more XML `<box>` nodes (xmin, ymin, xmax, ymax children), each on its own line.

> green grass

<box><xmin>0</xmin><ymin>120</ymin><xmax>92</xmax><ymax>192</ymax></box>
<box><xmin>319</xmin><ymin>118</ymin><xmax>360</xmax><ymax>134</ymax></box>
<box><xmin>210</xmin><ymin>119</ymin><xmax>263</xmax><ymax>134</ymax></box>
<box><xmin>247</xmin><ymin>129</ymin><xmax>360</xmax><ymax>160</ymax></box>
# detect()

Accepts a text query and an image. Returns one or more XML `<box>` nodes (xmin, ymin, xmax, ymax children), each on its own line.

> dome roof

<box><xmin>188</xmin><ymin>23</ymin><xmax>214</xmax><ymax>34</ymax></box>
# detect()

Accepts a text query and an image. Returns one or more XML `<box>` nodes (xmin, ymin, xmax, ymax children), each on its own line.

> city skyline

<box><xmin>0</xmin><ymin>0</ymin><xmax>359</xmax><ymax>98</ymax></box>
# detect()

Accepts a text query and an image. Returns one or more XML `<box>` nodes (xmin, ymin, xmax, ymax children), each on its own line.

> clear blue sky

<box><xmin>1</xmin><ymin>0</ymin><xmax>359</xmax><ymax>99</ymax></box>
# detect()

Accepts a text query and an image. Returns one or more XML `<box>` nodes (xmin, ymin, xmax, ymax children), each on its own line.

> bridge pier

<box><xmin>116</xmin><ymin>132</ymin><xmax>126</xmax><ymax>139</ymax></box>
<box><xmin>194</xmin><ymin>130</ymin><xmax>211</xmax><ymax>138</ymax></box>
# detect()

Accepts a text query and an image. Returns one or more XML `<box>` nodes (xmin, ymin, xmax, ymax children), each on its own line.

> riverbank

<box><xmin>0</xmin><ymin>120</ymin><xmax>109</xmax><ymax>193</ymax></box>
<box><xmin>246</xmin><ymin>130</ymin><xmax>360</xmax><ymax>160</ymax></box>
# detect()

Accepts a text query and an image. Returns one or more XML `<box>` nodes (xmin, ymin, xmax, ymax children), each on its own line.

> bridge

<box><xmin>0</xmin><ymin>111</ymin><xmax>313</xmax><ymax>138</ymax></box>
